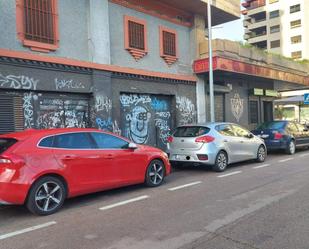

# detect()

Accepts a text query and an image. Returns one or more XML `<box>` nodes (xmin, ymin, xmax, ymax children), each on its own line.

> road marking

<box><xmin>299</xmin><ymin>153</ymin><xmax>309</xmax><ymax>158</ymax></box>
<box><xmin>0</xmin><ymin>221</ymin><xmax>57</xmax><ymax>240</ymax></box>
<box><xmin>168</xmin><ymin>181</ymin><xmax>202</xmax><ymax>191</ymax></box>
<box><xmin>99</xmin><ymin>195</ymin><xmax>149</xmax><ymax>211</ymax></box>
<box><xmin>253</xmin><ymin>164</ymin><xmax>270</xmax><ymax>169</ymax></box>
<box><xmin>279</xmin><ymin>158</ymin><xmax>294</xmax><ymax>163</ymax></box>
<box><xmin>217</xmin><ymin>171</ymin><xmax>242</xmax><ymax>178</ymax></box>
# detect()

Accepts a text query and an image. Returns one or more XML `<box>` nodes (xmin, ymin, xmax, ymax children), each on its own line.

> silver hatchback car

<box><xmin>167</xmin><ymin>122</ymin><xmax>266</xmax><ymax>172</ymax></box>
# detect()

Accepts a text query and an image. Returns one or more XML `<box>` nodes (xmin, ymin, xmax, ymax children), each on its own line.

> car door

<box><xmin>294</xmin><ymin>122</ymin><xmax>309</xmax><ymax>146</ymax></box>
<box><xmin>52</xmin><ymin>132</ymin><xmax>105</xmax><ymax>194</ymax></box>
<box><xmin>287</xmin><ymin>122</ymin><xmax>302</xmax><ymax>147</ymax></box>
<box><xmin>216</xmin><ymin>124</ymin><xmax>242</xmax><ymax>163</ymax></box>
<box><xmin>90</xmin><ymin>132</ymin><xmax>147</xmax><ymax>186</ymax></box>
<box><xmin>232</xmin><ymin>125</ymin><xmax>257</xmax><ymax>161</ymax></box>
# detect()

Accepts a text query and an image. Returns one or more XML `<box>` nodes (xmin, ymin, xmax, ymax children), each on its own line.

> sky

<box><xmin>212</xmin><ymin>16</ymin><xmax>244</xmax><ymax>42</ymax></box>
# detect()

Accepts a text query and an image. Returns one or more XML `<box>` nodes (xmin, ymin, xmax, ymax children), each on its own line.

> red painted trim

<box><xmin>193</xmin><ymin>56</ymin><xmax>309</xmax><ymax>86</ymax></box>
<box><xmin>0</xmin><ymin>49</ymin><xmax>197</xmax><ymax>82</ymax></box>
<box><xmin>159</xmin><ymin>26</ymin><xmax>178</xmax><ymax>66</ymax></box>
<box><xmin>110</xmin><ymin>0</ymin><xmax>193</xmax><ymax>27</ymax></box>
<box><xmin>124</xmin><ymin>15</ymin><xmax>148</xmax><ymax>61</ymax></box>
<box><xmin>15</xmin><ymin>0</ymin><xmax>59</xmax><ymax>53</ymax></box>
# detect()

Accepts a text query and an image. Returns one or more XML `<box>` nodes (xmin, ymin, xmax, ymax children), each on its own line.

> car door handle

<box><xmin>223</xmin><ymin>140</ymin><xmax>228</xmax><ymax>143</ymax></box>
<box><xmin>63</xmin><ymin>155</ymin><xmax>77</xmax><ymax>160</ymax></box>
<box><xmin>240</xmin><ymin>141</ymin><xmax>244</xmax><ymax>143</ymax></box>
<box><xmin>104</xmin><ymin>154</ymin><xmax>115</xmax><ymax>159</ymax></box>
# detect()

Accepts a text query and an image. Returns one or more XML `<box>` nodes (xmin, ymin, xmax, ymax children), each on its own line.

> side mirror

<box><xmin>246</xmin><ymin>133</ymin><xmax>254</xmax><ymax>139</ymax></box>
<box><xmin>127</xmin><ymin>143</ymin><xmax>138</xmax><ymax>150</ymax></box>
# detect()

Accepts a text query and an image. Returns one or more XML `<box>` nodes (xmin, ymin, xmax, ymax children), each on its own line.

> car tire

<box><xmin>212</xmin><ymin>151</ymin><xmax>228</xmax><ymax>172</ymax></box>
<box><xmin>26</xmin><ymin>176</ymin><xmax>66</xmax><ymax>216</ymax></box>
<box><xmin>256</xmin><ymin>145</ymin><xmax>266</xmax><ymax>162</ymax></box>
<box><xmin>145</xmin><ymin>160</ymin><xmax>165</xmax><ymax>187</ymax></box>
<box><xmin>286</xmin><ymin>140</ymin><xmax>296</xmax><ymax>155</ymax></box>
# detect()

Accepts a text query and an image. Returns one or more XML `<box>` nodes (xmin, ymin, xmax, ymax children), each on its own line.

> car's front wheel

<box><xmin>26</xmin><ymin>176</ymin><xmax>66</xmax><ymax>216</ymax></box>
<box><xmin>212</xmin><ymin>151</ymin><xmax>228</xmax><ymax>172</ymax></box>
<box><xmin>145</xmin><ymin>160</ymin><xmax>165</xmax><ymax>187</ymax></box>
<box><xmin>256</xmin><ymin>145</ymin><xmax>266</xmax><ymax>162</ymax></box>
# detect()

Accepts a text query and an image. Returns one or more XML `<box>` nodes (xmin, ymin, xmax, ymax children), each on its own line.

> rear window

<box><xmin>173</xmin><ymin>126</ymin><xmax>210</xmax><ymax>137</ymax></box>
<box><xmin>257</xmin><ymin>121</ymin><xmax>286</xmax><ymax>130</ymax></box>
<box><xmin>0</xmin><ymin>138</ymin><xmax>18</xmax><ymax>154</ymax></box>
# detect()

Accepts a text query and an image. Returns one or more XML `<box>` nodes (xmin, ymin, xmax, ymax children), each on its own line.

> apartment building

<box><xmin>242</xmin><ymin>0</ymin><xmax>309</xmax><ymax>60</ymax></box>
<box><xmin>0</xmin><ymin>0</ymin><xmax>239</xmax><ymax>149</ymax></box>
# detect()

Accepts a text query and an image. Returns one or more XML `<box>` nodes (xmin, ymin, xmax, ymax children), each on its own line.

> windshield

<box><xmin>257</xmin><ymin>121</ymin><xmax>286</xmax><ymax>130</ymax></box>
<box><xmin>173</xmin><ymin>126</ymin><xmax>210</xmax><ymax>137</ymax></box>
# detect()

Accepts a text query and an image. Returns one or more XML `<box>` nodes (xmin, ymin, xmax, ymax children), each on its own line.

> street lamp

<box><xmin>207</xmin><ymin>0</ymin><xmax>215</xmax><ymax>122</ymax></box>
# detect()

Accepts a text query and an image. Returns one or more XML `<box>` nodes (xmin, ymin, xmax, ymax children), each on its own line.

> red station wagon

<box><xmin>0</xmin><ymin>128</ymin><xmax>171</xmax><ymax>215</ymax></box>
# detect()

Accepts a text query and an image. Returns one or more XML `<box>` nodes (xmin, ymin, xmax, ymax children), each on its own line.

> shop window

<box><xmin>269</xmin><ymin>10</ymin><xmax>279</xmax><ymax>19</ymax></box>
<box><xmin>290</xmin><ymin>20</ymin><xmax>301</xmax><ymax>29</ymax></box>
<box><xmin>291</xmin><ymin>51</ymin><xmax>302</xmax><ymax>59</ymax></box>
<box><xmin>16</xmin><ymin>0</ymin><xmax>59</xmax><ymax>52</ymax></box>
<box><xmin>270</xmin><ymin>40</ymin><xmax>280</xmax><ymax>48</ymax></box>
<box><xmin>124</xmin><ymin>15</ymin><xmax>148</xmax><ymax>61</ymax></box>
<box><xmin>270</xmin><ymin>25</ymin><xmax>280</xmax><ymax>34</ymax></box>
<box><xmin>159</xmin><ymin>26</ymin><xmax>178</xmax><ymax>66</ymax></box>
<box><xmin>291</xmin><ymin>35</ymin><xmax>302</xmax><ymax>44</ymax></box>
<box><xmin>249</xmin><ymin>101</ymin><xmax>259</xmax><ymax>124</ymax></box>
<box><xmin>290</xmin><ymin>4</ymin><xmax>301</xmax><ymax>14</ymax></box>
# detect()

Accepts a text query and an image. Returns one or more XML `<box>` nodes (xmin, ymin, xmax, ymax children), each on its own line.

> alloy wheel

<box><xmin>217</xmin><ymin>152</ymin><xmax>227</xmax><ymax>170</ymax></box>
<box><xmin>148</xmin><ymin>162</ymin><xmax>164</xmax><ymax>185</ymax></box>
<box><xmin>258</xmin><ymin>146</ymin><xmax>266</xmax><ymax>161</ymax></box>
<box><xmin>35</xmin><ymin>181</ymin><xmax>63</xmax><ymax>212</ymax></box>
<box><xmin>289</xmin><ymin>141</ymin><xmax>296</xmax><ymax>154</ymax></box>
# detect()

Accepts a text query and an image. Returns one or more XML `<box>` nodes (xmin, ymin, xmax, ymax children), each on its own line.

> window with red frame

<box><xmin>23</xmin><ymin>0</ymin><xmax>56</xmax><ymax>44</ymax></box>
<box><xmin>128</xmin><ymin>20</ymin><xmax>145</xmax><ymax>50</ymax></box>
<box><xmin>162</xmin><ymin>31</ymin><xmax>176</xmax><ymax>57</ymax></box>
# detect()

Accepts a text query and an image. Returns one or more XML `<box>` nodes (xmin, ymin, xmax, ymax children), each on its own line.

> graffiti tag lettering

<box><xmin>23</xmin><ymin>93</ymin><xmax>34</xmax><ymax>128</ymax></box>
<box><xmin>120</xmin><ymin>94</ymin><xmax>151</xmax><ymax>107</ymax></box>
<box><xmin>55</xmin><ymin>78</ymin><xmax>85</xmax><ymax>90</ymax></box>
<box><xmin>176</xmin><ymin>96</ymin><xmax>197</xmax><ymax>126</ymax></box>
<box><xmin>95</xmin><ymin>95</ymin><xmax>112</xmax><ymax>113</ymax></box>
<box><xmin>0</xmin><ymin>74</ymin><xmax>38</xmax><ymax>90</ymax></box>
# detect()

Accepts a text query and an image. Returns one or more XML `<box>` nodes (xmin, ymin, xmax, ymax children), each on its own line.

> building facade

<box><xmin>243</xmin><ymin>0</ymin><xmax>309</xmax><ymax>60</ymax></box>
<box><xmin>0</xmin><ymin>0</ymin><xmax>239</xmax><ymax>150</ymax></box>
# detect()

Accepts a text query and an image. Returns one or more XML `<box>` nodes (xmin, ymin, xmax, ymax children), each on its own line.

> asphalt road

<box><xmin>1</xmin><ymin>150</ymin><xmax>309</xmax><ymax>249</ymax></box>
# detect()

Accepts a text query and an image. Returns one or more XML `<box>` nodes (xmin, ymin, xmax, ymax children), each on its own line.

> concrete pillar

<box><xmin>190</xmin><ymin>14</ymin><xmax>206</xmax><ymax>60</ymax></box>
<box><xmin>196</xmin><ymin>76</ymin><xmax>207</xmax><ymax>123</ymax></box>
<box><xmin>91</xmin><ymin>70</ymin><xmax>113</xmax><ymax>131</ymax></box>
<box><xmin>88</xmin><ymin>0</ymin><xmax>111</xmax><ymax>64</ymax></box>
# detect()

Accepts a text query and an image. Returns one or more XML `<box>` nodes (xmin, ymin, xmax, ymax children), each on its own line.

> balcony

<box><xmin>244</xmin><ymin>0</ymin><xmax>266</xmax><ymax>10</ymax></box>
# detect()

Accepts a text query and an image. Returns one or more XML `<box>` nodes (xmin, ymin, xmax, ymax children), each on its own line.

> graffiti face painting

<box><xmin>126</xmin><ymin>106</ymin><xmax>151</xmax><ymax>144</ymax></box>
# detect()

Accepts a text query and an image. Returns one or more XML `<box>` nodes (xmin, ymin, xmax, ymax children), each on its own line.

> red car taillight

<box><xmin>167</xmin><ymin>136</ymin><xmax>174</xmax><ymax>143</ymax></box>
<box><xmin>274</xmin><ymin>132</ymin><xmax>283</xmax><ymax>140</ymax></box>
<box><xmin>0</xmin><ymin>154</ymin><xmax>24</xmax><ymax>166</ymax></box>
<box><xmin>195</xmin><ymin>135</ymin><xmax>215</xmax><ymax>143</ymax></box>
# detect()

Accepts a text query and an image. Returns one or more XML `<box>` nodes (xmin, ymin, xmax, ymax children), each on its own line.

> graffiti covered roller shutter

<box><xmin>120</xmin><ymin>93</ymin><xmax>173</xmax><ymax>150</ymax></box>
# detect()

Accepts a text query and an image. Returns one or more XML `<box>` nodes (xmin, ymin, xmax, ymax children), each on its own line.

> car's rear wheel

<box><xmin>286</xmin><ymin>140</ymin><xmax>296</xmax><ymax>155</ymax></box>
<box><xmin>145</xmin><ymin>160</ymin><xmax>165</xmax><ymax>187</ymax></box>
<box><xmin>256</xmin><ymin>145</ymin><xmax>266</xmax><ymax>162</ymax></box>
<box><xmin>26</xmin><ymin>176</ymin><xmax>66</xmax><ymax>216</ymax></box>
<box><xmin>212</xmin><ymin>151</ymin><xmax>228</xmax><ymax>172</ymax></box>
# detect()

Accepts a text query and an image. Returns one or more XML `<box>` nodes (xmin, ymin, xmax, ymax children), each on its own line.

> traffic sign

<box><xmin>304</xmin><ymin>93</ymin><xmax>309</xmax><ymax>105</ymax></box>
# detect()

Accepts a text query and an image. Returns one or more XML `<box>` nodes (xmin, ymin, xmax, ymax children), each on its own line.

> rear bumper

<box><xmin>0</xmin><ymin>182</ymin><xmax>29</xmax><ymax>205</ymax></box>
<box><xmin>168</xmin><ymin>150</ymin><xmax>217</xmax><ymax>165</ymax></box>
<box><xmin>265</xmin><ymin>140</ymin><xmax>288</xmax><ymax>150</ymax></box>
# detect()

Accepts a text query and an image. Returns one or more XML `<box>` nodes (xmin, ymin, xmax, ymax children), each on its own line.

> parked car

<box><xmin>0</xmin><ymin>128</ymin><xmax>170</xmax><ymax>215</ymax></box>
<box><xmin>252</xmin><ymin>121</ymin><xmax>309</xmax><ymax>154</ymax></box>
<box><xmin>167</xmin><ymin>123</ymin><xmax>266</xmax><ymax>172</ymax></box>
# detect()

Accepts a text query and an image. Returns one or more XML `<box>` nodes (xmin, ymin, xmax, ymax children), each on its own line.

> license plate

<box><xmin>174</xmin><ymin>155</ymin><xmax>187</xmax><ymax>160</ymax></box>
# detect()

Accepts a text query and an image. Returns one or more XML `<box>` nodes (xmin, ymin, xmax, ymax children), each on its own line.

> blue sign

<box><xmin>304</xmin><ymin>93</ymin><xmax>309</xmax><ymax>105</ymax></box>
